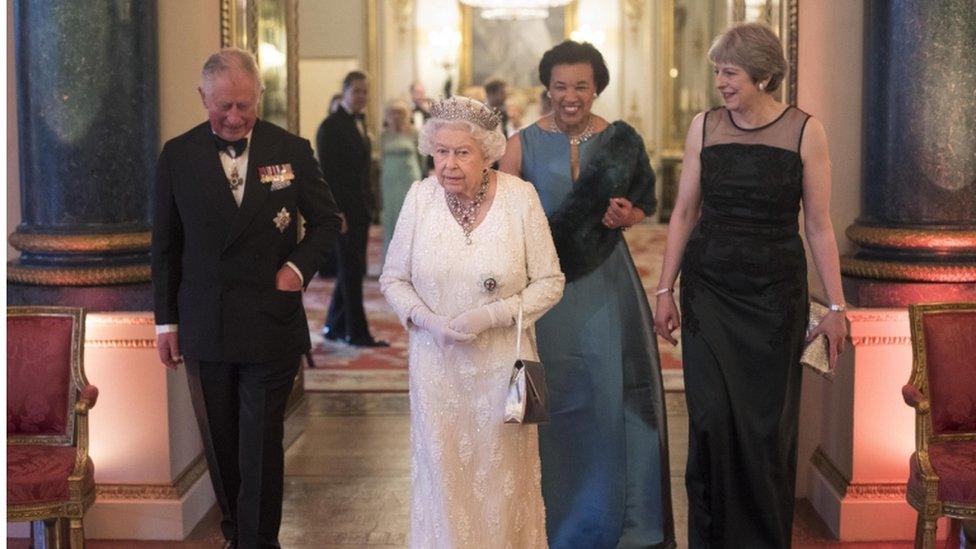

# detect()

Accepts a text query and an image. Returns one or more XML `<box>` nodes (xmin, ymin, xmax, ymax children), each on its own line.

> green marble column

<box><xmin>843</xmin><ymin>0</ymin><xmax>976</xmax><ymax>307</ymax></box>
<box><xmin>9</xmin><ymin>0</ymin><xmax>158</xmax><ymax>310</ymax></box>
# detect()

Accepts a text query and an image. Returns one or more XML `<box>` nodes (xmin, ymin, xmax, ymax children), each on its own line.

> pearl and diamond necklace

<box><xmin>445</xmin><ymin>170</ymin><xmax>490</xmax><ymax>245</ymax></box>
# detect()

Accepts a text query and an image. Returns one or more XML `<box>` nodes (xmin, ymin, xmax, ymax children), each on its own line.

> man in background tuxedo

<box><xmin>317</xmin><ymin>71</ymin><xmax>388</xmax><ymax>347</ymax></box>
<box><xmin>409</xmin><ymin>81</ymin><xmax>435</xmax><ymax>174</ymax></box>
<box><xmin>485</xmin><ymin>78</ymin><xmax>510</xmax><ymax>135</ymax></box>
<box><xmin>152</xmin><ymin>48</ymin><xmax>340</xmax><ymax>549</ymax></box>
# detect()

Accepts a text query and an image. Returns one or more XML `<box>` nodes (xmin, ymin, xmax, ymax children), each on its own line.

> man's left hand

<box><xmin>275</xmin><ymin>265</ymin><xmax>303</xmax><ymax>291</ymax></box>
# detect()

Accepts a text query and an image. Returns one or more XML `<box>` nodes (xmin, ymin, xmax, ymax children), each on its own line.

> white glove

<box><xmin>410</xmin><ymin>306</ymin><xmax>476</xmax><ymax>347</ymax></box>
<box><xmin>449</xmin><ymin>301</ymin><xmax>514</xmax><ymax>336</ymax></box>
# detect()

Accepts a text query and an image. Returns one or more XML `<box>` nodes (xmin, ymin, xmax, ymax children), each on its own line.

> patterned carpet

<box><xmin>303</xmin><ymin>222</ymin><xmax>681</xmax><ymax>391</ymax></box>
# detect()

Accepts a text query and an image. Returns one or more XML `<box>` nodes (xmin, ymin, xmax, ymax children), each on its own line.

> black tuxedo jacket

<box><xmin>316</xmin><ymin>108</ymin><xmax>372</xmax><ymax>224</ymax></box>
<box><xmin>152</xmin><ymin>119</ymin><xmax>341</xmax><ymax>363</ymax></box>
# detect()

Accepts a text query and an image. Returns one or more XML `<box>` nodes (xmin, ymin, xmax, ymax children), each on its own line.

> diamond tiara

<box><xmin>428</xmin><ymin>96</ymin><xmax>501</xmax><ymax>131</ymax></box>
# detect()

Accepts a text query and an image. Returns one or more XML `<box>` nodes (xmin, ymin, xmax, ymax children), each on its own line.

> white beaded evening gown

<box><xmin>380</xmin><ymin>172</ymin><xmax>564</xmax><ymax>549</ymax></box>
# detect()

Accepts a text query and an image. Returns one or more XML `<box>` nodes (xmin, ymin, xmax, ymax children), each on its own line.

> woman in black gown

<box><xmin>654</xmin><ymin>23</ymin><xmax>848</xmax><ymax>548</ymax></box>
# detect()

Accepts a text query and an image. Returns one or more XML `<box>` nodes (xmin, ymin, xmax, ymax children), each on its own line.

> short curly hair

<box><xmin>538</xmin><ymin>40</ymin><xmax>610</xmax><ymax>94</ymax></box>
<box><xmin>417</xmin><ymin>119</ymin><xmax>507</xmax><ymax>165</ymax></box>
<box><xmin>708</xmin><ymin>22</ymin><xmax>787</xmax><ymax>93</ymax></box>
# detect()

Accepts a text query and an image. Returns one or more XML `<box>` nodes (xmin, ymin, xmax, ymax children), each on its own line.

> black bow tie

<box><xmin>214</xmin><ymin>135</ymin><xmax>248</xmax><ymax>156</ymax></box>
<box><xmin>353</xmin><ymin>113</ymin><xmax>365</xmax><ymax>121</ymax></box>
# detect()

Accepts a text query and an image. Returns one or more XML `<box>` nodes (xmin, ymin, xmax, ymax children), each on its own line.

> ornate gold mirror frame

<box><xmin>458</xmin><ymin>2</ymin><xmax>578</xmax><ymax>92</ymax></box>
<box><xmin>658</xmin><ymin>0</ymin><xmax>798</xmax><ymax>220</ymax></box>
<box><xmin>221</xmin><ymin>0</ymin><xmax>300</xmax><ymax>134</ymax></box>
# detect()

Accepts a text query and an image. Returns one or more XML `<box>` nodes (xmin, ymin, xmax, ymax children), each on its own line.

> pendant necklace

<box><xmin>445</xmin><ymin>171</ymin><xmax>490</xmax><ymax>245</ymax></box>
<box><xmin>548</xmin><ymin>115</ymin><xmax>595</xmax><ymax>146</ymax></box>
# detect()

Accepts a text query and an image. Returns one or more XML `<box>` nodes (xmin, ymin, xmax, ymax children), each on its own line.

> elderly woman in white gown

<box><xmin>380</xmin><ymin>96</ymin><xmax>565</xmax><ymax>548</ymax></box>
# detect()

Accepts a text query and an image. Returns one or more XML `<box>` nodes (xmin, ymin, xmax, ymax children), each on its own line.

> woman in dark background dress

<box><xmin>501</xmin><ymin>40</ymin><xmax>675</xmax><ymax>549</ymax></box>
<box><xmin>654</xmin><ymin>23</ymin><xmax>847</xmax><ymax>548</ymax></box>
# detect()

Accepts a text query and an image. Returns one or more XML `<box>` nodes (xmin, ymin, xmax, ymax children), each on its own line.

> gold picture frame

<box><xmin>221</xmin><ymin>0</ymin><xmax>300</xmax><ymax>134</ymax></box>
<box><xmin>459</xmin><ymin>2</ymin><xmax>578</xmax><ymax>91</ymax></box>
<box><xmin>657</xmin><ymin>0</ymin><xmax>798</xmax><ymax>220</ymax></box>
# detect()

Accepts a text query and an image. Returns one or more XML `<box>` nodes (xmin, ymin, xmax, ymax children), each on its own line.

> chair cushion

<box><xmin>923</xmin><ymin>311</ymin><xmax>976</xmax><ymax>434</ymax></box>
<box><xmin>7</xmin><ymin>445</ymin><xmax>92</xmax><ymax>505</ymax></box>
<box><xmin>909</xmin><ymin>441</ymin><xmax>976</xmax><ymax>504</ymax></box>
<box><xmin>7</xmin><ymin>316</ymin><xmax>75</xmax><ymax>436</ymax></box>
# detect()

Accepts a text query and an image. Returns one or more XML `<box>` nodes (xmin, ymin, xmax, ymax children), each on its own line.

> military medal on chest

<box><xmin>258</xmin><ymin>163</ymin><xmax>295</xmax><ymax>191</ymax></box>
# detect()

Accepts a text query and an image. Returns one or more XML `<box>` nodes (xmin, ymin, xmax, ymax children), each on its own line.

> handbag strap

<box><xmin>515</xmin><ymin>298</ymin><xmax>524</xmax><ymax>359</ymax></box>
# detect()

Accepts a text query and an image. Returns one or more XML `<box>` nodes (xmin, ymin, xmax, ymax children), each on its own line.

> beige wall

<box><xmin>795</xmin><ymin>0</ymin><xmax>865</xmax><ymax>498</ymax></box>
<box><xmin>158</xmin><ymin>0</ymin><xmax>222</xmax><ymax>143</ymax></box>
<box><xmin>299</xmin><ymin>0</ymin><xmax>366</xmax><ymax>60</ymax></box>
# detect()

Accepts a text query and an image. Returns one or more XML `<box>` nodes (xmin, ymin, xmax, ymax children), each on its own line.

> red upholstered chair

<box><xmin>7</xmin><ymin>307</ymin><xmax>98</xmax><ymax>548</ymax></box>
<box><xmin>902</xmin><ymin>302</ymin><xmax>976</xmax><ymax>549</ymax></box>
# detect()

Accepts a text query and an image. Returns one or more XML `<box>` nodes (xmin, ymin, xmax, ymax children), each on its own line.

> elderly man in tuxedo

<box><xmin>152</xmin><ymin>48</ymin><xmax>340</xmax><ymax>549</ymax></box>
<box><xmin>316</xmin><ymin>71</ymin><xmax>388</xmax><ymax>347</ymax></box>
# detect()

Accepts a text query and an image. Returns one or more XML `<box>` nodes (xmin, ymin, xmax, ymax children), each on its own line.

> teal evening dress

<box><xmin>680</xmin><ymin>106</ymin><xmax>810</xmax><ymax>547</ymax></box>
<box><xmin>519</xmin><ymin>121</ymin><xmax>675</xmax><ymax>549</ymax></box>
<box><xmin>380</xmin><ymin>130</ymin><xmax>422</xmax><ymax>259</ymax></box>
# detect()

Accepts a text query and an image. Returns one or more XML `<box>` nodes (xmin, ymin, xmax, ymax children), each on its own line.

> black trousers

<box><xmin>185</xmin><ymin>355</ymin><xmax>300</xmax><ymax>549</ymax></box>
<box><xmin>324</xmin><ymin>220</ymin><xmax>372</xmax><ymax>340</ymax></box>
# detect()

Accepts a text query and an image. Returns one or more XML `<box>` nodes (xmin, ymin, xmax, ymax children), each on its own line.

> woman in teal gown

<box><xmin>380</xmin><ymin>100</ymin><xmax>422</xmax><ymax>260</ymax></box>
<box><xmin>501</xmin><ymin>41</ymin><xmax>674</xmax><ymax>549</ymax></box>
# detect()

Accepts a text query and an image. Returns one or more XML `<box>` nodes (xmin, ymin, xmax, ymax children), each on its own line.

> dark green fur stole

<box><xmin>548</xmin><ymin>121</ymin><xmax>656</xmax><ymax>282</ymax></box>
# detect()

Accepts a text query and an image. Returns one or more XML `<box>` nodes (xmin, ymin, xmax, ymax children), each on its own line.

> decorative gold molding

<box><xmin>847</xmin><ymin>225</ymin><xmax>976</xmax><ymax>252</ymax></box>
<box><xmin>811</xmin><ymin>446</ymin><xmax>906</xmax><ymax>500</ymax></box>
<box><xmin>847</xmin><ymin>483</ymin><xmax>907</xmax><ymax>500</ymax></box>
<box><xmin>626</xmin><ymin>92</ymin><xmax>644</xmax><ymax>134</ymax></box>
<box><xmin>393</xmin><ymin>0</ymin><xmax>413</xmax><ymax>43</ymax></box>
<box><xmin>623</xmin><ymin>0</ymin><xmax>645</xmax><ymax>46</ymax></box>
<box><xmin>7</xmin><ymin>264</ymin><xmax>151</xmax><ymax>285</ymax></box>
<box><xmin>785</xmin><ymin>0</ymin><xmax>798</xmax><ymax>106</ymax></box>
<box><xmin>841</xmin><ymin>257</ymin><xmax>976</xmax><ymax>282</ymax></box>
<box><xmin>85</xmin><ymin>338</ymin><xmax>157</xmax><ymax>349</ymax></box>
<box><xmin>367</xmin><ymin>0</ymin><xmax>380</xmax><ymax>135</ymax></box>
<box><xmin>8</xmin><ymin>231</ymin><xmax>151</xmax><ymax>254</ymax></box>
<box><xmin>96</xmin><ymin>455</ymin><xmax>208</xmax><ymax>500</ymax></box>
<box><xmin>286</xmin><ymin>0</ymin><xmax>300</xmax><ymax>134</ymax></box>
<box><xmin>850</xmin><ymin>336</ymin><xmax>912</xmax><ymax>346</ymax></box>
<box><xmin>846</xmin><ymin>310</ymin><xmax>908</xmax><ymax>323</ymax></box>
<box><xmin>87</xmin><ymin>315</ymin><xmax>155</xmax><ymax>326</ymax></box>
<box><xmin>220</xmin><ymin>0</ymin><xmax>298</xmax><ymax>133</ymax></box>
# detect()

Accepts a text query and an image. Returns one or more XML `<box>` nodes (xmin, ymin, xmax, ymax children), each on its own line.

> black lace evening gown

<box><xmin>680</xmin><ymin>106</ymin><xmax>811</xmax><ymax>548</ymax></box>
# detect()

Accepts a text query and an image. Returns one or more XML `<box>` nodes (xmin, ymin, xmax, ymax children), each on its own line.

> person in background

<box><xmin>317</xmin><ymin>71</ymin><xmax>388</xmax><ymax>347</ymax></box>
<box><xmin>379</xmin><ymin>99</ymin><xmax>422</xmax><ymax>260</ymax></box>
<box><xmin>654</xmin><ymin>22</ymin><xmax>847</xmax><ymax>547</ymax></box>
<box><xmin>485</xmin><ymin>78</ymin><xmax>511</xmax><ymax>135</ymax></box>
<box><xmin>500</xmin><ymin>40</ymin><xmax>675</xmax><ymax>549</ymax></box>
<box><xmin>409</xmin><ymin>81</ymin><xmax>434</xmax><ymax>175</ymax></box>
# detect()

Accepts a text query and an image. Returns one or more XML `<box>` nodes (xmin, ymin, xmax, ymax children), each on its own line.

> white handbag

<box><xmin>504</xmin><ymin>301</ymin><xmax>549</xmax><ymax>424</ymax></box>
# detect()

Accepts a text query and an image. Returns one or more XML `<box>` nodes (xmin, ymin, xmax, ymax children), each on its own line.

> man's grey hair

<box><xmin>201</xmin><ymin>47</ymin><xmax>264</xmax><ymax>94</ymax></box>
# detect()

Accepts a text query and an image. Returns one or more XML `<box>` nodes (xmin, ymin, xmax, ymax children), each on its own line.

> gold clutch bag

<box><xmin>801</xmin><ymin>301</ymin><xmax>834</xmax><ymax>380</ymax></box>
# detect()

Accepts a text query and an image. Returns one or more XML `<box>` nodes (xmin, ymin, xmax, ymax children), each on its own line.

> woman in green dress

<box><xmin>380</xmin><ymin>100</ymin><xmax>422</xmax><ymax>260</ymax></box>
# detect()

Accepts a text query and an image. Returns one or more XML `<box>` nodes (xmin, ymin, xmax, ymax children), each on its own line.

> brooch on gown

<box><xmin>480</xmin><ymin>273</ymin><xmax>500</xmax><ymax>294</ymax></box>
